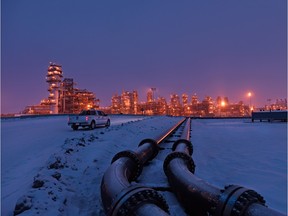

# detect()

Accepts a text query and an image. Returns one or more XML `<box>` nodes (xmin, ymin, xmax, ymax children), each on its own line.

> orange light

<box><xmin>221</xmin><ymin>101</ymin><xmax>226</xmax><ymax>107</ymax></box>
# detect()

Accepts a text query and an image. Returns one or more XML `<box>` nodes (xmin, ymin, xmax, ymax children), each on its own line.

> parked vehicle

<box><xmin>68</xmin><ymin>109</ymin><xmax>110</xmax><ymax>130</ymax></box>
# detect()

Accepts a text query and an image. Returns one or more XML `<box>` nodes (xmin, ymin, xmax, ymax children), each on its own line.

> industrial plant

<box><xmin>23</xmin><ymin>63</ymin><xmax>99</xmax><ymax>115</ymax></box>
<box><xmin>109</xmin><ymin>91</ymin><xmax>252</xmax><ymax>117</ymax></box>
<box><xmin>22</xmin><ymin>63</ymin><xmax>287</xmax><ymax>117</ymax></box>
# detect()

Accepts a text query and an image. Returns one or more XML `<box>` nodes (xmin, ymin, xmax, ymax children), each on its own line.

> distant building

<box><xmin>46</xmin><ymin>63</ymin><xmax>63</xmax><ymax>114</ymax></box>
<box><xmin>21</xmin><ymin>62</ymin><xmax>266</xmax><ymax>117</ymax></box>
<box><xmin>144</xmin><ymin>90</ymin><xmax>157</xmax><ymax>115</ymax></box>
<box><xmin>23</xmin><ymin>62</ymin><xmax>98</xmax><ymax>114</ymax></box>
<box><xmin>182</xmin><ymin>94</ymin><xmax>188</xmax><ymax>106</ymax></box>
<box><xmin>22</xmin><ymin>104</ymin><xmax>51</xmax><ymax>115</ymax></box>
<box><xmin>201</xmin><ymin>96</ymin><xmax>214</xmax><ymax>116</ymax></box>
<box><xmin>265</xmin><ymin>98</ymin><xmax>288</xmax><ymax>111</ymax></box>
<box><xmin>156</xmin><ymin>97</ymin><xmax>168</xmax><ymax>115</ymax></box>
<box><xmin>58</xmin><ymin>78</ymin><xmax>75</xmax><ymax>113</ymax></box>
<box><xmin>73</xmin><ymin>89</ymin><xmax>98</xmax><ymax>112</ymax></box>
<box><xmin>111</xmin><ymin>90</ymin><xmax>138</xmax><ymax>114</ymax></box>
<box><xmin>121</xmin><ymin>90</ymin><xmax>138</xmax><ymax>114</ymax></box>
<box><xmin>214</xmin><ymin>96</ymin><xmax>249</xmax><ymax>117</ymax></box>
<box><xmin>147</xmin><ymin>90</ymin><xmax>153</xmax><ymax>103</ymax></box>
<box><xmin>182</xmin><ymin>93</ymin><xmax>191</xmax><ymax>116</ymax></box>
<box><xmin>111</xmin><ymin>94</ymin><xmax>121</xmax><ymax>114</ymax></box>
<box><xmin>169</xmin><ymin>94</ymin><xmax>182</xmax><ymax>116</ymax></box>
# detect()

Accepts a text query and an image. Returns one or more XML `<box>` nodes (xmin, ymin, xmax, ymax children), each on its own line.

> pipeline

<box><xmin>101</xmin><ymin>118</ymin><xmax>187</xmax><ymax>216</ymax></box>
<box><xmin>163</xmin><ymin>118</ymin><xmax>285</xmax><ymax>216</ymax></box>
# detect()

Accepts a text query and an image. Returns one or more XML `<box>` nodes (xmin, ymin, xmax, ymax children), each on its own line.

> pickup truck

<box><xmin>68</xmin><ymin>109</ymin><xmax>110</xmax><ymax>130</ymax></box>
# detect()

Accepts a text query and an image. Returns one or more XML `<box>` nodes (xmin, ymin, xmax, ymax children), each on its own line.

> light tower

<box><xmin>46</xmin><ymin>62</ymin><xmax>63</xmax><ymax>114</ymax></box>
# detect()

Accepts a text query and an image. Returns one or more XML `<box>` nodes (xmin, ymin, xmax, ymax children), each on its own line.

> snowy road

<box><xmin>1</xmin><ymin>116</ymin><xmax>287</xmax><ymax>215</ymax></box>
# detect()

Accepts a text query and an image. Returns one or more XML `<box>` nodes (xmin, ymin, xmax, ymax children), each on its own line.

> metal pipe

<box><xmin>245</xmin><ymin>203</ymin><xmax>285</xmax><ymax>216</ymax></box>
<box><xmin>101</xmin><ymin>158</ymin><xmax>134</xmax><ymax>214</ymax></box>
<box><xmin>101</xmin><ymin>118</ymin><xmax>187</xmax><ymax>215</ymax></box>
<box><xmin>165</xmin><ymin>157</ymin><xmax>218</xmax><ymax>215</ymax></box>
<box><xmin>136</xmin><ymin>138</ymin><xmax>159</xmax><ymax>163</ymax></box>
<box><xmin>153</xmin><ymin>118</ymin><xmax>186</xmax><ymax>144</ymax></box>
<box><xmin>134</xmin><ymin>203</ymin><xmax>170</xmax><ymax>216</ymax></box>
<box><xmin>101</xmin><ymin>150</ymin><xmax>170</xmax><ymax>215</ymax></box>
<box><xmin>180</xmin><ymin>117</ymin><xmax>191</xmax><ymax>140</ymax></box>
<box><xmin>163</xmin><ymin>118</ymin><xmax>285</xmax><ymax>216</ymax></box>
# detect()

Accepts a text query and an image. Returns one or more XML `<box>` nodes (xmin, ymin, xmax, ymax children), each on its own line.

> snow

<box><xmin>1</xmin><ymin>116</ymin><xmax>287</xmax><ymax>215</ymax></box>
<box><xmin>191</xmin><ymin>119</ymin><xmax>287</xmax><ymax>213</ymax></box>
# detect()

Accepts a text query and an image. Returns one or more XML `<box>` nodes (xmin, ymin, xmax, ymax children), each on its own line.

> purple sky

<box><xmin>2</xmin><ymin>0</ymin><xmax>287</xmax><ymax>114</ymax></box>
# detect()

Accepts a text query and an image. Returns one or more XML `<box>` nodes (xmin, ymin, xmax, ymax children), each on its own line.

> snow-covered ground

<box><xmin>1</xmin><ymin>115</ymin><xmax>149</xmax><ymax>216</ymax></box>
<box><xmin>191</xmin><ymin>119</ymin><xmax>287</xmax><ymax>214</ymax></box>
<box><xmin>1</xmin><ymin>115</ymin><xmax>287</xmax><ymax>215</ymax></box>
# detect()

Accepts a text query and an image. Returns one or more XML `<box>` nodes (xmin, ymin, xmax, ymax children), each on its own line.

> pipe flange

<box><xmin>111</xmin><ymin>150</ymin><xmax>143</xmax><ymax>181</ymax></box>
<box><xmin>163</xmin><ymin>151</ymin><xmax>195</xmax><ymax>175</ymax></box>
<box><xmin>230</xmin><ymin>189</ymin><xmax>266</xmax><ymax>216</ymax></box>
<box><xmin>116</xmin><ymin>187</ymin><xmax>169</xmax><ymax>216</ymax></box>
<box><xmin>216</xmin><ymin>185</ymin><xmax>266</xmax><ymax>216</ymax></box>
<box><xmin>172</xmin><ymin>139</ymin><xmax>193</xmax><ymax>155</ymax></box>
<box><xmin>215</xmin><ymin>185</ymin><xmax>242</xmax><ymax>216</ymax></box>
<box><xmin>138</xmin><ymin>138</ymin><xmax>159</xmax><ymax>160</ymax></box>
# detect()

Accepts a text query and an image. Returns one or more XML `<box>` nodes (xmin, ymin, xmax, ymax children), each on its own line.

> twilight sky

<box><xmin>1</xmin><ymin>0</ymin><xmax>287</xmax><ymax>114</ymax></box>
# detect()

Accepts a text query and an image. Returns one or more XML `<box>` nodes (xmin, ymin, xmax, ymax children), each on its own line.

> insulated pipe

<box><xmin>101</xmin><ymin>118</ymin><xmax>187</xmax><ymax>216</ymax></box>
<box><xmin>163</xmin><ymin>124</ymin><xmax>285</xmax><ymax>216</ymax></box>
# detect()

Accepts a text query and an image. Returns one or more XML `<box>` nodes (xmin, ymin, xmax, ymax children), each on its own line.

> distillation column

<box><xmin>46</xmin><ymin>62</ymin><xmax>63</xmax><ymax>114</ymax></box>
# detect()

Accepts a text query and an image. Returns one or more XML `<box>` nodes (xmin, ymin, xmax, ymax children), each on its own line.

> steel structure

<box><xmin>46</xmin><ymin>62</ymin><xmax>63</xmax><ymax>114</ymax></box>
